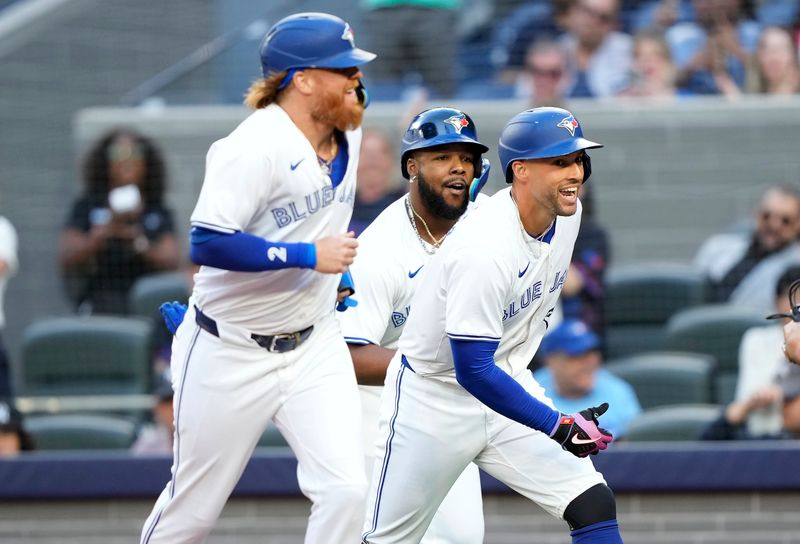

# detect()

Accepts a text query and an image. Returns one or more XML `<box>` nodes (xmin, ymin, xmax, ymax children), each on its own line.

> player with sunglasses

<box><xmin>695</xmin><ymin>184</ymin><xmax>800</xmax><ymax>311</ymax></box>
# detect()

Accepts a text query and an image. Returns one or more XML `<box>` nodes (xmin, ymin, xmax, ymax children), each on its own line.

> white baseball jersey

<box><xmin>190</xmin><ymin>104</ymin><xmax>360</xmax><ymax>333</ymax></box>
<box><xmin>337</xmin><ymin>194</ymin><xmax>485</xmax><ymax>544</ymax></box>
<box><xmin>399</xmin><ymin>187</ymin><xmax>581</xmax><ymax>382</ymax></box>
<box><xmin>361</xmin><ymin>190</ymin><xmax>606</xmax><ymax>543</ymax></box>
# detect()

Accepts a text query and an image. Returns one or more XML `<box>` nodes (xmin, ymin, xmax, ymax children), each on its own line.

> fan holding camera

<box><xmin>59</xmin><ymin>129</ymin><xmax>180</xmax><ymax>315</ymax></box>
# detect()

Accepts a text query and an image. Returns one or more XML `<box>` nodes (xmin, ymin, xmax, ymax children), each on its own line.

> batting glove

<box><xmin>159</xmin><ymin>301</ymin><xmax>188</xmax><ymax>335</ymax></box>
<box><xmin>549</xmin><ymin>403</ymin><xmax>613</xmax><ymax>457</ymax></box>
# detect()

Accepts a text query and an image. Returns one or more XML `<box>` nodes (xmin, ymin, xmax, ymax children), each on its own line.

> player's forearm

<box><xmin>189</xmin><ymin>226</ymin><xmax>316</xmax><ymax>271</ymax></box>
<box><xmin>450</xmin><ymin>338</ymin><xmax>559</xmax><ymax>432</ymax></box>
<box><xmin>347</xmin><ymin>343</ymin><xmax>396</xmax><ymax>385</ymax></box>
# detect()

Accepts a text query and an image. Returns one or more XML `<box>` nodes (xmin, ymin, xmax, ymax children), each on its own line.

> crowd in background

<box><xmin>359</xmin><ymin>0</ymin><xmax>800</xmax><ymax>102</ymax></box>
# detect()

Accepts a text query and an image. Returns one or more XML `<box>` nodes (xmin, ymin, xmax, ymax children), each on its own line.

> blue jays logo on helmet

<box><xmin>498</xmin><ymin>107</ymin><xmax>603</xmax><ymax>183</ymax></box>
<box><xmin>399</xmin><ymin>107</ymin><xmax>489</xmax><ymax>179</ymax></box>
<box><xmin>259</xmin><ymin>13</ymin><xmax>376</xmax><ymax>77</ymax></box>
<box><xmin>341</xmin><ymin>23</ymin><xmax>355</xmax><ymax>47</ymax></box>
<box><xmin>444</xmin><ymin>114</ymin><xmax>469</xmax><ymax>134</ymax></box>
<box><xmin>557</xmin><ymin>115</ymin><xmax>579</xmax><ymax>137</ymax></box>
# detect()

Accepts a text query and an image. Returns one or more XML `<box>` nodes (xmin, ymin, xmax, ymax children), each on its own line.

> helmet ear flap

<box><xmin>581</xmin><ymin>152</ymin><xmax>592</xmax><ymax>183</ymax></box>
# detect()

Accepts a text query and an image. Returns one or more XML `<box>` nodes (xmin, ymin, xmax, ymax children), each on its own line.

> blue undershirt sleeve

<box><xmin>450</xmin><ymin>337</ymin><xmax>560</xmax><ymax>433</ymax></box>
<box><xmin>189</xmin><ymin>227</ymin><xmax>316</xmax><ymax>272</ymax></box>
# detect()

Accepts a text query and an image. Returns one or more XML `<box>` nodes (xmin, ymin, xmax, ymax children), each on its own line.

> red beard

<box><xmin>311</xmin><ymin>83</ymin><xmax>364</xmax><ymax>132</ymax></box>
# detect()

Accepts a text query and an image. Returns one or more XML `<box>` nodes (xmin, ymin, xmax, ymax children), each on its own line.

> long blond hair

<box><xmin>243</xmin><ymin>71</ymin><xmax>287</xmax><ymax>109</ymax></box>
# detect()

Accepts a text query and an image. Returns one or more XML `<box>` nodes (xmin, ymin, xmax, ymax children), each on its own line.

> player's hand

<box><xmin>314</xmin><ymin>232</ymin><xmax>358</xmax><ymax>274</ymax></box>
<box><xmin>549</xmin><ymin>403</ymin><xmax>613</xmax><ymax>457</ymax></box>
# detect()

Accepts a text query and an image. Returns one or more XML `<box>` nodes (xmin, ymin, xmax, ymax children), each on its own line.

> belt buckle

<box><xmin>269</xmin><ymin>332</ymin><xmax>300</xmax><ymax>353</ymax></box>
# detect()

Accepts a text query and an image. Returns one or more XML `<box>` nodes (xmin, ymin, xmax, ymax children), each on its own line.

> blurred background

<box><xmin>2</xmin><ymin>0</ymin><xmax>800</xmax><ymax>542</ymax></box>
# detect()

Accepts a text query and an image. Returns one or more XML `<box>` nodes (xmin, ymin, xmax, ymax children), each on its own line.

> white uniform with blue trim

<box><xmin>361</xmin><ymin>188</ymin><xmax>606</xmax><ymax>543</ymax></box>
<box><xmin>337</xmin><ymin>195</ymin><xmax>484</xmax><ymax>544</ymax></box>
<box><xmin>141</xmin><ymin>104</ymin><xmax>367</xmax><ymax>544</ymax></box>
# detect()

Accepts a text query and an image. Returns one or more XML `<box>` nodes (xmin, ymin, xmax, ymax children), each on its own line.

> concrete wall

<box><xmin>2</xmin><ymin>492</ymin><xmax>799</xmax><ymax>543</ymax></box>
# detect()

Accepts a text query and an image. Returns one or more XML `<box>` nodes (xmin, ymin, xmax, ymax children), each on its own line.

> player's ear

<box><xmin>292</xmin><ymin>70</ymin><xmax>314</xmax><ymax>96</ymax></box>
<box><xmin>511</xmin><ymin>160</ymin><xmax>528</xmax><ymax>182</ymax></box>
<box><xmin>406</xmin><ymin>157</ymin><xmax>418</xmax><ymax>179</ymax></box>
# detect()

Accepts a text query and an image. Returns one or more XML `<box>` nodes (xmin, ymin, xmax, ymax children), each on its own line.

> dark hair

<box><xmin>776</xmin><ymin>265</ymin><xmax>800</xmax><ymax>297</ymax></box>
<box><xmin>82</xmin><ymin>128</ymin><xmax>166</xmax><ymax>208</ymax></box>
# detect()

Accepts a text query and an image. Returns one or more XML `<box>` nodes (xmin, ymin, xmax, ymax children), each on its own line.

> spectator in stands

<box><xmin>518</xmin><ymin>38</ymin><xmax>570</xmax><ymax>107</ymax></box>
<box><xmin>628</xmin><ymin>0</ymin><xmax>689</xmax><ymax>34</ymax></box>
<box><xmin>0</xmin><ymin>399</ymin><xmax>34</xmax><ymax>456</ymax></box>
<box><xmin>746</xmin><ymin>25</ymin><xmax>800</xmax><ymax>95</ymax></box>
<box><xmin>533</xmin><ymin>319</ymin><xmax>642</xmax><ymax>438</ymax></box>
<box><xmin>490</xmin><ymin>0</ymin><xmax>568</xmax><ymax>80</ymax></box>
<box><xmin>131</xmin><ymin>374</ymin><xmax>174</xmax><ymax>456</ymax></box>
<box><xmin>702</xmin><ymin>266</ymin><xmax>800</xmax><ymax>439</ymax></box>
<box><xmin>560</xmin><ymin>0</ymin><xmax>634</xmax><ymax>98</ymax></box>
<box><xmin>349</xmin><ymin>128</ymin><xmax>406</xmax><ymax>236</ymax></box>
<box><xmin>59</xmin><ymin>129</ymin><xmax>180</xmax><ymax>315</ymax></box>
<box><xmin>561</xmin><ymin>183</ymin><xmax>610</xmax><ymax>337</ymax></box>
<box><xmin>0</xmin><ymin>207</ymin><xmax>17</xmax><ymax>398</ymax></box>
<box><xmin>667</xmin><ymin>0</ymin><xmax>760</xmax><ymax>95</ymax></box>
<box><xmin>360</xmin><ymin>0</ymin><xmax>459</xmax><ymax>97</ymax></box>
<box><xmin>618</xmin><ymin>30</ymin><xmax>682</xmax><ymax>98</ymax></box>
<box><xmin>694</xmin><ymin>184</ymin><xmax>800</xmax><ymax>311</ymax></box>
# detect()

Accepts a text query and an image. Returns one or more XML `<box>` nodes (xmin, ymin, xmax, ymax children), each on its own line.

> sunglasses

<box><xmin>315</xmin><ymin>66</ymin><xmax>361</xmax><ymax>78</ymax></box>
<box><xmin>760</xmin><ymin>210</ymin><xmax>796</xmax><ymax>227</ymax></box>
<box><xmin>527</xmin><ymin>66</ymin><xmax>564</xmax><ymax>79</ymax></box>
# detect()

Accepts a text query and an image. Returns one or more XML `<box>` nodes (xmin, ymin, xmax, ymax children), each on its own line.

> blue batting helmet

<box><xmin>259</xmin><ymin>12</ymin><xmax>376</xmax><ymax>77</ymax></box>
<box><xmin>400</xmin><ymin>107</ymin><xmax>490</xmax><ymax>179</ymax></box>
<box><xmin>498</xmin><ymin>107</ymin><xmax>603</xmax><ymax>183</ymax></box>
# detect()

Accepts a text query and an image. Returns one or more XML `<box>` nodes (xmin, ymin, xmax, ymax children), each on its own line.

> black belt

<box><xmin>194</xmin><ymin>306</ymin><xmax>313</xmax><ymax>353</ymax></box>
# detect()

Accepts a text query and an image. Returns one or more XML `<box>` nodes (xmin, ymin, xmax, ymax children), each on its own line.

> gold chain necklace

<box><xmin>404</xmin><ymin>195</ymin><xmax>447</xmax><ymax>254</ymax></box>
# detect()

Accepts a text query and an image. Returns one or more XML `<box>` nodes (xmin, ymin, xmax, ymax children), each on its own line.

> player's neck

<box><xmin>408</xmin><ymin>191</ymin><xmax>458</xmax><ymax>242</ymax></box>
<box><xmin>279</xmin><ymin>101</ymin><xmax>337</xmax><ymax>157</ymax></box>
<box><xmin>511</xmin><ymin>186</ymin><xmax>555</xmax><ymax>238</ymax></box>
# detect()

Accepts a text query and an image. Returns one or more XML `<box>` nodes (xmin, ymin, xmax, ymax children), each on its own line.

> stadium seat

<box><xmin>25</xmin><ymin>413</ymin><xmax>139</xmax><ymax>450</ymax></box>
<box><xmin>19</xmin><ymin>316</ymin><xmax>153</xmax><ymax>397</ymax></box>
<box><xmin>623</xmin><ymin>404</ymin><xmax>722</xmax><ymax>442</ymax></box>
<box><xmin>663</xmin><ymin>305</ymin><xmax>769</xmax><ymax>405</ymax></box>
<box><xmin>603</xmin><ymin>263</ymin><xmax>708</xmax><ymax>359</ymax></box>
<box><xmin>605</xmin><ymin>351</ymin><xmax>715</xmax><ymax>409</ymax></box>
<box><xmin>128</xmin><ymin>271</ymin><xmax>191</xmax><ymax>320</ymax></box>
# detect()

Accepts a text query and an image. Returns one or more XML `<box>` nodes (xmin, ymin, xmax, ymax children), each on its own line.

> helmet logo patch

<box><xmin>557</xmin><ymin>115</ymin><xmax>579</xmax><ymax>136</ymax></box>
<box><xmin>341</xmin><ymin>24</ymin><xmax>355</xmax><ymax>47</ymax></box>
<box><xmin>444</xmin><ymin>114</ymin><xmax>469</xmax><ymax>134</ymax></box>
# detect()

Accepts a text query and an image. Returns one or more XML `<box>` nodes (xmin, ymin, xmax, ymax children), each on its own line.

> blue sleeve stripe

<box><xmin>189</xmin><ymin>227</ymin><xmax>316</xmax><ymax>272</ymax></box>
<box><xmin>447</xmin><ymin>332</ymin><xmax>502</xmax><ymax>342</ymax></box>
<box><xmin>450</xmin><ymin>337</ymin><xmax>559</xmax><ymax>433</ymax></box>
<box><xmin>344</xmin><ymin>337</ymin><xmax>374</xmax><ymax>345</ymax></box>
<box><xmin>190</xmin><ymin>221</ymin><xmax>237</xmax><ymax>234</ymax></box>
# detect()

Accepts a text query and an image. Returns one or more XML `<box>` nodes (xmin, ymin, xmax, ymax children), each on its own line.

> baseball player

<box><xmin>362</xmin><ymin>107</ymin><xmax>623</xmax><ymax>544</ymax></box>
<box><xmin>338</xmin><ymin>107</ymin><xmax>490</xmax><ymax>543</ymax></box>
<box><xmin>140</xmin><ymin>13</ymin><xmax>375</xmax><ymax>543</ymax></box>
